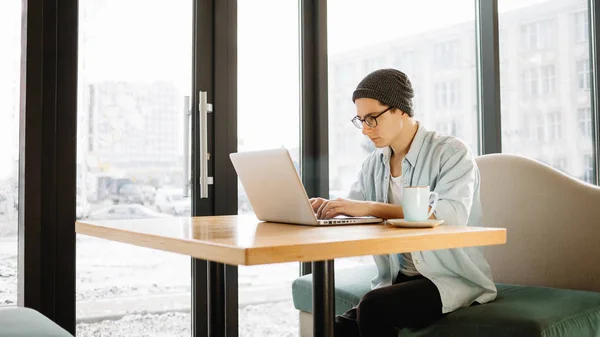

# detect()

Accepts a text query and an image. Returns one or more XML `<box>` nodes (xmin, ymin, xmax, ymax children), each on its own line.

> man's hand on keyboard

<box><xmin>309</xmin><ymin>197</ymin><xmax>371</xmax><ymax>219</ymax></box>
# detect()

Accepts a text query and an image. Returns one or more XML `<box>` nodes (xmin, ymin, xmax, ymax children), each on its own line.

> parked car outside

<box><xmin>154</xmin><ymin>187</ymin><xmax>191</xmax><ymax>216</ymax></box>
<box><xmin>140</xmin><ymin>184</ymin><xmax>157</xmax><ymax>204</ymax></box>
<box><xmin>111</xmin><ymin>183</ymin><xmax>144</xmax><ymax>205</ymax></box>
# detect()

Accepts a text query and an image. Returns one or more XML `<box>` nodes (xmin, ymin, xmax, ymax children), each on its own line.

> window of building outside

<box><xmin>576</xmin><ymin>59</ymin><xmax>590</xmax><ymax>90</ymax></box>
<box><xmin>0</xmin><ymin>0</ymin><xmax>21</xmax><ymax>309</ymax></box>
<box><xmin>574</xmin><ymin>10</ymin><xmax>589</xmax><ymax>43</ymax></box>
<box><xmin>547</xmin><ymin>111</ymin><xmax>562</xmax><ymax>141</ymax></box>
<box><xmin>521</xmin><ymin>19</ymin><xmax>553</xmax><ymax>51</ymax></box>
<box><xmin>434</xmin><ymin>40</ymin><xmax>460</xmax><ymax>69</ymax></box>
<box><xmin>578</xmin><ymin>107</ymin><xmax>592</xmax><ymax>138</ymax></box>
<box><xmin>500</xmin><ymin>0</ymin><xmax>595</xmax><ymax>184</ymax></box>
<box><xmin>534</xmin><ymin>111</ymin><xmax>563</xmax><ymax>144</ymax></box>
<box><xmin>584</xmin><ymin>154</ymin><xmax>595</xmax><ymax>183</ymax></box>
<box><xmin>523</xmin><ymin>65</ymin><xmax>556</xmax><ymax>97</ymax></box>
<box><xmin>328</xmin><ymin>0</ymin><xmax>478</xmax><ymax>267</ymax></box>
<box><xmin>435</xmin><ymin>80</ymin><xmax>461</xmax><ymax>108</ymax></box>
<box><xmin>541</xmin><ymin>65</ymin><xmax>556</xmax><ymax>94</ymax></box>
<box><xmin>535</xmin><ymin>113</ymin><xmax>546</xmax><ymax>143</ymax></box>
<box><xmin>523</xmin><ymin>68</ymin><xmax>540</xmax><ymax>97</ymax></box>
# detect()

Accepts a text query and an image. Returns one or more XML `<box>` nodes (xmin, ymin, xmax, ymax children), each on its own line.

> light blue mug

<box><xmin>402</xmin><ymin>186</ymin><xmax>439</xmax><ymax>221</ymax></box>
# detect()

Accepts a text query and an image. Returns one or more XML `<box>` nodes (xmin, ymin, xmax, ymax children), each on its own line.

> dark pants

<box><xmin>334</xmin><ymin>272</ymin><xmax>443</xmax><ymax>337</ymax></box>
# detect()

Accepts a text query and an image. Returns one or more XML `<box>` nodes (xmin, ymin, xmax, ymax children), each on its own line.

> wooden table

<box><xmin>76</xmin><ymin>215</ymin><xmax>506</xmax><ymax>337</ymax></box>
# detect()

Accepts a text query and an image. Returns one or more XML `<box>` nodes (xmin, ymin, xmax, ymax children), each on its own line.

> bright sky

<box><xmin>0</xmin><ymin>0</ymin><xmax>550</xmax><ymax>179</ymax></box>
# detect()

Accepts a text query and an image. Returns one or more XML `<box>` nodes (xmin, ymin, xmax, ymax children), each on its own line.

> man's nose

<box><xmin>362</xmin><ymin>126</ymin><xmax>370</xmax><ymax>136</ymax></box>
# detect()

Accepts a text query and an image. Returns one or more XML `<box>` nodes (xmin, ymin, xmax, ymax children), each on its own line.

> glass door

<box><xmin>76</xmin><ymin>1</ymin><xmax>193</xmax><ymax>335</ymax></box>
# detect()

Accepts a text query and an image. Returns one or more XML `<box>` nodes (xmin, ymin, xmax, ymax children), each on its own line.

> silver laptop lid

<box><xmin>229</xmin><ymin>148</ymin><xmax>318</xmax><ymax>225</ymax></box>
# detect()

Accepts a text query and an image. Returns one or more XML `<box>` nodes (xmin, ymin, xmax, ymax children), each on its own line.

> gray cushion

<box><xmin>476</xmin><ymin>154</ymin><xmax>600</xmax><ymax>292</ymax></box>
<box><xmin>0</xmin><ymin>307</ymin><xmax>72</xmax><ymax>337</ymax></box>
<box><xmin>292</xmin><ymin>264</ymin><xmax>375</xmax><ymax>316</ymax></box>
<box><xmin>293</xmin><ymin>265</ymin><xmax>600</xmax><ymax>337</ymax></box>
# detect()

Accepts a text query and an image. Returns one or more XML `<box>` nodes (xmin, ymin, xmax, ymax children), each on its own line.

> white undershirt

<box><xmin>388</xmin><ymin>174</ymin><xmax>421</xmax><ymax>277</ymax></box>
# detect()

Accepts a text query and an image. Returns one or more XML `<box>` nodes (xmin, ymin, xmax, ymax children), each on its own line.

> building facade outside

<box><xmin>82</xmin><ymin>81</ymin><xmax>185</xmax><ymax>201</ymax></box>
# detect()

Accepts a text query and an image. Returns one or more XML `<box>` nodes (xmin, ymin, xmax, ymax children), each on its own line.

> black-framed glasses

<box><xmin>351</xmin><ymin>106</ymin><xmax>393</xmax><ymax>129</ymax></box>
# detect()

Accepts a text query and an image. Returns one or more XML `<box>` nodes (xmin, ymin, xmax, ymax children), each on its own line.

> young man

<box><xmin>310</xmin><ymin>69</ymin><xmax>496</xmax><ymax>337</ymax></box>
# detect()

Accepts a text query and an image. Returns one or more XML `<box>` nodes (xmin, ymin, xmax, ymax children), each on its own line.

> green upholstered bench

<box><xmin>292</xmin><ymin>265</ymin><xmax>600</xmax><ymax>337</ymax></box>
<box><xmin>0</xmin><ymin>307</ymin><xmax>72</xmax><ymax>337</ymax></box>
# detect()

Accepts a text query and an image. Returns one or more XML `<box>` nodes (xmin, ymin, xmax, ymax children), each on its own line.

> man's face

<box><xmin>354</xmin><ymin>98</ymin><xmax>406</xmax><ymax>148</ymax></box>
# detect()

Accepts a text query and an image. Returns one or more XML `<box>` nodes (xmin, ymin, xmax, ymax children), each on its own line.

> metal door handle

<box><xmin>198</xmin><ymin>91</ymin><xmax>213</xmax><ymax>198</ymax></box>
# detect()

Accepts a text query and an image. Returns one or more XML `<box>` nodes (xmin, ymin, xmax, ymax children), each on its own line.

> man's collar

<box><xmin>378</xmin><ymin>122</ymin><xmax>426</xmax><ymax>166</ymax></box>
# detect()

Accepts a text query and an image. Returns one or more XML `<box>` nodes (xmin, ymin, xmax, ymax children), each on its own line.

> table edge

<box><xmin>75</xmin><ymin>221</ymin><xmax>249</xmax><ymax>265</ymax></box>
<box><xmin>75</xmin><ymin>221</ymin><xmax>506</xmax><ymax>266</ymax></box>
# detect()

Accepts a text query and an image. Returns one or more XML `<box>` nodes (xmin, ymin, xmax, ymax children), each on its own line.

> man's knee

<box><xmin>335</xmin><ymin>308</ymin><xmax>360</xmax><ymax>337</ymax></box>
<box><xmin>356</xmin><ymin>289</ymin><xmax>386</xmax><ymax>321</ymax></box>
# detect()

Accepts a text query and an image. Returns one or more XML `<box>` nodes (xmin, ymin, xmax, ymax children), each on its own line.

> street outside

<box><xmin>75</xmin><ymin>302</ymin><xmax>299</xmax><ymax>337</ymax></box>
<box><xmin>0</xmin><ymin>203</ymin><xmax>372</xmax><ymax>336</ymax></box>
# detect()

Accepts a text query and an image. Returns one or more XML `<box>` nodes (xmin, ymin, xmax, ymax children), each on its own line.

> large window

<box><xmin>500</xmin><ymin>0</ymin><xmax>595</xmax><ymax>183</ymax></box>
<box><xmin>0</xmin><ymin>0</ymin><xmax>21</xmax><ymax>308</ymax></box>
<box><xmin>76</xmin><ymin>1</ymin><xmax>192</xmax><ymax>335</ymax></box>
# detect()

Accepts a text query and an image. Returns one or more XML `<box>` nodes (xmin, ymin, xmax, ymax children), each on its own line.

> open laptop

<box><xmin>229</xmin><ymin>148</ymin><xmax>383</xmax><ymax>226</ymax></box>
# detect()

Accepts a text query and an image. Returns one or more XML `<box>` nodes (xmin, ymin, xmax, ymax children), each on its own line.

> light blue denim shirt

<box><xmin>347</xmin><ymin>122</ymin><xmax>497</xmax><ymax>314</ymax></box>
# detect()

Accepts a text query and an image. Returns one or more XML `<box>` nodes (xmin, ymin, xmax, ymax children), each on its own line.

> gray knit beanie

<box><xmin>352</xmin><ymin>68</ymin><xmax>414</xmax><ymax>117</ymax></box>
